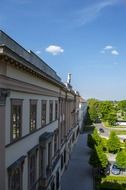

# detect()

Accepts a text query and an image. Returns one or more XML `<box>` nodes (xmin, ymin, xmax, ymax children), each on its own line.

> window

<box><xmin>61</xmin><ymin>154</ymin><xmax>64</xmax><ymax>170</ymax></box>
<box><xmin>54</xmin><ymin>133</ymin><xmax>57</xmax><ymax>154</ymax></box>
<box><xmin>8</xmin><ymin>156</ymin><xmax>25</xmax><ymax>190</ymax></box>
<box><xmin>48</xmin><ymin>142</ymin><xmax>52</xmax><ymax>166</ymax></box>
<box><xmin>30</xmin><ymin>100</ymin><xmax>37</xmax><ymax>132</ymax></box>
<box><xmin>39</xmin><ymin>147</ymin><xmax>43</xmax><ymax>177</ymax></box>
<box><xmin>46</xmin><ymin>142</ymin><xmax>52</xmax><ymax>177</ymax></box>
<box><xmin>41</xmin><ymin>100</ymin><xmax>46</xmax><ymax>127</ymax></box>
<box><xmin>56</xmin><ymin>171</ymin><xmax>59</xmax><ymax>190</ymax></box>
<box><xmin>51</xmin><ymin>181</ymin><xmax>55</xmax><ymax>190</ymax></box>
<box><xmin>9</xmin><ymin>167</ymin><xmax>22</xmax><ymax>190</ymax></box>
<box><xmin>28</xmin><ymin>151</ymin><xmax>37</xmax><ymax>190</ymax></box>
<box><xmin>55</xmin><ymin>101</ymin><xmax>58</xmax><ymax>120</ymax></box>
<box><xmin>11</xmin><ymin>99</ymin><xmax>22</xmax><ymax>141</ymax></box>
<box><xmin>49</xmin><ymin>100</ymin><xmax>53</xmax><ymax>122</ymax></box>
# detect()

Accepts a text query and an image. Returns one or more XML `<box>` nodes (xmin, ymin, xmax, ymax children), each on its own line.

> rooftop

<box><xmin>0</xmin><ymin>30</ymin><xmax>61</xmax><ymax>82</ymax></box>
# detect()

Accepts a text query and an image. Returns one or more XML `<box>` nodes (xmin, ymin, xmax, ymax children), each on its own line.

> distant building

<box><xmin>0</xmin><ymin>31</ymin><xmax>86</xmax><ymax>190</ymax></box>
<box><xmin>79</xmin><ymin>97</ymin><xmax>87</xmax><ymax>131</ymax></box>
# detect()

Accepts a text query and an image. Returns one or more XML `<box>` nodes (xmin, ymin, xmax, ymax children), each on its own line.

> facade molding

<box><xmin>0</xmin><ymin>75</ymin><xmax>60</xmax><ymax>97</ymax></box>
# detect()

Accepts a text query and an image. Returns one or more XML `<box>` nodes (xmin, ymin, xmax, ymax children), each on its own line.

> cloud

<box><xmin>101</xmin><ymin>45</ymin><xmax>119</xmax><ymax>56</ymax></box>
<box><xmin>111</xmin><ymin>50</ymin><xmax>119</xmax><ymax>55</ymax></box>
<box><xmin>45</xmin><ymin>45</ymin><xmax>64</xmax><ymax>55</ymax></box>
<box><xmin>35</xmin><ymin>50</ymin><xmax>41</xmax><ymax>55</ymax></box>
<box><xmin>76</xmin><ymin>0</ymin><xmax>118</xmax><ymax>26</ymax></box>
<box><xmin>104</xmin><ymin>45</ymin><xmax>113</xmax><ymax>50</ymax></box>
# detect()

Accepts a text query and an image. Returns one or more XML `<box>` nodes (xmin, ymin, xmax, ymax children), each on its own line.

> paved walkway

<box><xmin>61</xmin><ymin>134</ymin><xmax>93</xmax><ymax>190</ymax></box>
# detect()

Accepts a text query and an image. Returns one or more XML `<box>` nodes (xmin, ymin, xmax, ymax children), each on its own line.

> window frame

<box><xmin>55</xmin><ymin>100</ymin><xmax>58</xmax><ymax>120</ymax></box>
<box><xmin>8</xmin><ymin>156</ymin><xmax>25</xmax><ymax>190</ymax></box>
<box><xmin>28</xmin><ymin>148</ymin><xmax>37</xmax><ymax>190</ymax></box>
<box><xmin>49</xmin><ymin>100</ymin><xmax>53</xmax><ymax>123</ymax></box>
<box><xmin>30</xmin><ymin>100</ymin><xmax>37</xmax><ymax>132</ymax></box>
<box><xmin>41</xmin><ymin>100</ymin><xmax>47</xmax><ymax>127</ymax></box>
<box><xmin>11</xmin><ymin>99</ymin><xmax>23</xmax><ymax>142</ymax></box>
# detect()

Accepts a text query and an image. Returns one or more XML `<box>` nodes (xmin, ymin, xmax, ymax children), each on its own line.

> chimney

<box><xmin>67</xmin><ymin>73</ymin><xmax>71</xmax><ymax>84</ymax></box>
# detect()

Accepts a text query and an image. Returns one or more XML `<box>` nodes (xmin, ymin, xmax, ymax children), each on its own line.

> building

<box><xmin>0</xmin><ymin>31</ymin><xmax>83</xmax><ymax>190</ymax></box>
<box><xmin>78</xmin><ymin>97</ymin><xmax>87</xmax><ymax>132</ymax></box>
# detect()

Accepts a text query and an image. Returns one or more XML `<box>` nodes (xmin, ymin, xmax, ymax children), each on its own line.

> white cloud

<box><xmin>101</xmin><ymin>45</ymin><xmax>119</xmax><ymax>56</ymax></box>
<box><xmin>76</xmin><ymin>0</ymin><xmax>118</xmax><ymax>26</ymax></box>
<box><xmin>111</xmin><ymin>50</ymin><xmax>119</xmax><ymax>55</ymax></box>
<box><xmin>45</xmin><ymin>45</ymin><xmax>64</xmax><ymax>55</ymax></box>
<box><xmin>104</xmin><ymin>45</ymin><xmax>113</xmax><ymax>50</ymax></box>
<box><xmin>35</xmin><ymin>50</ymin><xmax>41</xmax><ymax>54</ymax></box>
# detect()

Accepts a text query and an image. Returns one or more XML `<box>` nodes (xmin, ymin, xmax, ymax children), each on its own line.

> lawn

<box><xmin>96</xmin><ymin>176</ymin><xmax>126</xmax><ymax>190</ymax></box>
<box><xmin>114</xmin><ymin>130</ymin><xmax>126</xmax><ymax>135</ymax></box>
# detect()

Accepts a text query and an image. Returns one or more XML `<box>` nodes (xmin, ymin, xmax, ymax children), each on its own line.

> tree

<box><xmin>101</xmin><ymin>138</ymin><xmax>108</xmax><ymax>152</ymax></box>
<box><xmin>118</xmin><ymin>100</ymin><xmax>126</xmax><ymax>112</ymax></box>
<box><xmin>87</xmin><ymin>134</ymin><xmax>95</xmax><ymax>149</ymax></box>
<box><xmin>87</xmin><ymin>99</ymin><xmax>100</xmax><ymax>123</ymax></box>
<box><xmin>107</xmin><ymin>131</ymin><xmax>121</xmax><ymax>153</ymax></box>
<box><xmin>116</xmin><ymin>150</ymin><xmax>126</xmax><ymax>169</ymax></box>
<box><xmin>89</xmin><ymin>145</ymin><xmax>108</xmax><ymax>169</ymax></box>
<box><xmin>92</xmin><ymin>128</ymin><xmax>101</xmax><ymax>146</ymax></box>
<box><xmin>96</xmin><ymin>145</ymin><xmax>108</xmax><ymax>168</ymax></box>
<box><xmin>99</xmin><ymin>101</ymin><xmax>115</xmax><ymax>122</ymax></box>
<box><xmin>89</xmin><ymin>148</ymin><xmax>100</xmax><ymax>168</ymax></box>
<box><xmin>107</xmin><ymin>112</ymin><xmax>117</xmax><ymax>126</ymax></box>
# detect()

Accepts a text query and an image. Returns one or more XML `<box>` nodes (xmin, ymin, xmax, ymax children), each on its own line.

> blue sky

<box><xmin>1</xmin><ymin>0</ymin><xmax>126</xmax><ymax>100</ymax></box>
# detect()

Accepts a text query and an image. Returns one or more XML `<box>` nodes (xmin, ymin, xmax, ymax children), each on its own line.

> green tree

<box><xmin>118</xmin><ymin>100</ymin><xmax>126</xmax><ymax>112</ymax></box>
<box><xmin>107</xmin><ymin>112</ymin><xmax>117</xmax><ymax>126</ymax></box>
<box><xmin>89</xmin><ymin>145</ymin><xmax>108</xmax><ymax>168</ymax></box>
<box><xmin>92</xmin><ymin>128</ymin><xmax>101</xmax><ymax>146</ymax></box>
<box><xmin>87</xmin><ymin>99</ymin><xmax>100</xmax><ymax>123</ymax></box>
<box><xmin>116</xmin><ymin>150</ymin><xmax>126</xmax><ymax>169</ymax></box>
<box><xmin>99</xmin><ymin>101</ymin><xmax>115</xmax><ymax>121</ymax></box>
<box><xmin>96</xmin><ymin>145</ymin><xmax>108</xmax><ymax>168</ymax></box>
<box><xmin>107</xmin><ymin>131</ymin><xmax>121</xmax><ymax>153</ymax></box>
<box><xmin>89</xmin><ymin>148</ymin><xmax>100</xmax><ymax>168</ymax></box>
<box><xmin>101</xmin><ymin>138</ymin><xmax>108</xmax><ymax>152</ymax></box>
<box><xmin>87</xmin><ymin>134</ymin><xmax>95</xmax><ymax>149</ymax></box>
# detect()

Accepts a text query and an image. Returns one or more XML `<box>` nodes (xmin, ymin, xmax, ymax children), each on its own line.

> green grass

<box><xmin>114</xmin><ymin>130</ymin><xmax>126</xmax><ymax>135</ymax></box>
<box><xmin>102</xmin><ymin>176</ymin><xmax>126</xmax><ymax>182</ymax></box>
<box><xmin>96</xmin><ymin>176</ymin><xmax>126</xmax><ymax>190</ymax></box>
<box><xmin>103</xmin><ymin>121</ymin><xmax>112</xmax><ymax>128</ymax></box>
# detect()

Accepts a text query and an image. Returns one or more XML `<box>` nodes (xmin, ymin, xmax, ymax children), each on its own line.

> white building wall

<box><xmin>7</xmin><ymin>65</ymin><xmax>60</xmax><ymax>92</ymax></box>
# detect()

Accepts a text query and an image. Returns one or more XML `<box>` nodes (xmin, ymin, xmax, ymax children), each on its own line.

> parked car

<box><xmin>99</xmin><ymin>128</ymin><xmax>104</xmax><ymax>133</ymax></box>
<box><xmin>111</xmin><ymin>164</ymin><xmax>121</xmax><ymax>175</ymax></box>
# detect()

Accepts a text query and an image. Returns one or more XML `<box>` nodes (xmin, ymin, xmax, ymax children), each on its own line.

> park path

<box><xmin>61</xmin><ymin>133</ymin><xmax>94</xmax><ymax>190</ymax></box>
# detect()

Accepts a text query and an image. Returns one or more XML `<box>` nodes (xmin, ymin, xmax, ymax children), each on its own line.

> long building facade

<box><xmin>0</xmin><ymin>31</ymin><xmax>84</xmax><ymax>190</ymax></box>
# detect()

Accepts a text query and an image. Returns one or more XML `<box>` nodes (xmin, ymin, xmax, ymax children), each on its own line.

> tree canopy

<box><xmin>107</xmin><ymin>131</ymin><xmax>121</xmax><ymax>153</ymax></box>
<box><xmin>92</xmin><ymin>128</ymin><xmax>101</xmax><ymax>146</ymax></box>
<box><xmin>116</xmin><ymin>150</ymin><xmax>126</xmax><ymax>169</ymax></box>
<box><xmin>117</xmin><ymin>100</ymin><xmax>126</xmax><ymax>112</ymax></box>
<box><xmin>87</xmin><ymin>99</ymin><xmax>117</xmax><ymax>125</ymax></box>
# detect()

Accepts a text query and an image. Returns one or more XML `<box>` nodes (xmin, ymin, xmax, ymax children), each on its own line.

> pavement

<box><xmin>61</xmin><ymin>134</ymin><xmax>93</xmax><ymax>190</ymax></box>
